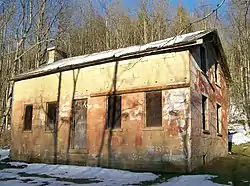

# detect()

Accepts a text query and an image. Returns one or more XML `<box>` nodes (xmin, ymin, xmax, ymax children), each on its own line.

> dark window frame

<box><xmin>145</xmin><ymin>90</ymin><xmax>162</xmax><ymax>127</ymax></box>
<box><xmin>214</xmin><ymin>47</ymin><xmax>221</xmax><ymax>86</ymax></box>
<box><xmin>215</xmin><ymin>60</ymin><xmax>221</xmax><ymax>87</ymax></box>
<box><xmin>216</xmin><ymin>104</ymin><xmax>222</xmax><ymax>135</ymax></box>
<box><xmin>106</xmin><ymin>95</ymin><xmax>122</xmax><ymax>129</ymax></box>
<box><xmin>200</xmin><ymin>46</ymin><xmax>207</xmax><ymax>73</ymax></box>
<box><xmin>45</xmin><ymin>101</ymin><xmax>58</xmax><ymax>131</ymax></box>
<box><xmin>23</xmin><ymin>104</ymin><xmax>33</xmax><ymax>131</ymax></box>
<box><xmin>202</xmin><ymin>95</ymin><xmax>208</xmax><ymax>131</ymax></box>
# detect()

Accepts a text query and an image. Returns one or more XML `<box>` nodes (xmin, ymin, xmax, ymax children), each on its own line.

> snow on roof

<box><xmin>14</xmin><ymin>29</ymin><xmax>215</xmax><ymax>81</ymax></box>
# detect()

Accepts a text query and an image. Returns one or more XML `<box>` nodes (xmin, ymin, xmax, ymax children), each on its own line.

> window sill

<box><xmin>105</xmin><ymin>128</ymin><xmax>123</xmax><ymax>132</ymax></box>
<box><xmin>22</xmin><ymin>130</ymin><xmax>32</xmax><ymax>133</ymax></box>
<box><xmin>69</xmin><ymin>148</ymin><xmax>88</xmax><ymax>154</ymax></box>
<box><xmin>44</xmin><ymin>130</ymin><xmax>54</xmax><ymax>133</ymax></box>
<box><xmin>203</xmin><ymin>130</ymin><xmax>210</xmax><ymax>134</ymax></box>
<box><xmin>143</xmin><ymin>127</ymin><xmax>163</xmax><ymax>131</ymax></box>
<box><xmin>217</xmin><ymin>133</ymin><xmax>222</xmax><ymax>137</ymax></box>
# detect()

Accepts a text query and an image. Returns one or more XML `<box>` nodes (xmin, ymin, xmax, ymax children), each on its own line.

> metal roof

<box><xmin>13</xmin><ymin>29</ymin><xmax>230</xmax><ymax>82</ymax></box>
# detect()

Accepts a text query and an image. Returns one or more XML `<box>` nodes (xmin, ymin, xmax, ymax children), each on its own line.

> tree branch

<box><xmin>14</xmin><ymin>39</ymin><xmax>54</xmax><ymax>62</ymax></box>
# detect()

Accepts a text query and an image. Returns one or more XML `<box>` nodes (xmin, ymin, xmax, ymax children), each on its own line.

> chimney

<box><xmin>47</xmin><ymin>46</ymin><xmax>67</xmax><ymax>64</ymax></box>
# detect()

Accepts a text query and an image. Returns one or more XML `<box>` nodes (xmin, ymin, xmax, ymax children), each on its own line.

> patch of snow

<box><xmin>155</xmin><ymin>175</ymin><xmax>230</xmax><ymax>186</ymax></box>
<box><xmin>228</xmin><ymin>123</ymin><xmax>250</xmax><ymax>145</ymax></box>
<box><xmin>0</xmin><ymin>158</ymin><xmax>235</xmax><ymax>186</ymax></box>
<box><xmin>0</xmin><ymin>150</ymin><xmax>158</xmax><ymax>185</ymax></box>
<box><xmin>0</xmin><ymin>149</ymin><xmax>9</xmax><ymax>161</ymax></box>
<box><xmin>0</xmin><ymin>162</ymin><xmax>158</xmax><ymax>186</ymax></box>
<box><xmin>231</xmin><ymin>132</ymin><xmax>250</xmax><ymax>145</ymax></box>
<box><xmin>0</xmin><ymin>176</ymin><xmax>76</xmax><ymax>186</ymax></box>
<box><xmin>0</xmin><ymin>149</ymin><xmax>235</xmax><ymax>185</ymax></box>
<box><xmin>18</xmin><ymin>163</ymin><xmax>158</xmax><ymax>185</ymax></box>
<box><xmin>8</xmin><ymin>162</ymin><xmax>29</xmax><ymax>167</ymax></box>
<box><xmin>0</xmin><ymin>180</ymin><xmax>26</xmax><ymax>186</ymax></box>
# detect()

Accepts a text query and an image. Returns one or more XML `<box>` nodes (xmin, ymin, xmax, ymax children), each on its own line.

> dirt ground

<box><xmin>192</xmin><ymin>143</ymin><xmax>250</xmax><ymax>186</ymax></box>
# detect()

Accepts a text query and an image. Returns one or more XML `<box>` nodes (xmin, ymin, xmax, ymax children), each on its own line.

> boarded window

<box><xmin>200</xmin><ymin>46</ymin><xmax>206</xmax><ymax>72</ymax></box>
<box><xmin>24</xmin><ymin>105</ymin><xmax>33</xmax><ymax>130</ymax></box>
<box><xmin>46</xmin><ymin>102</ymin><xmax>58</xmax><ymax>131</ymax></box>
<box><xmin>71</xmin><ymin>99</ymin><xmax>87</xmax><ymax>149</ymax></box>
<box><xmin>107</xmin><ymin>95</ymin><xmax>121</xmax><ymax>129</ymax></box>
<box><xmin>217</xmin><ymin>104</ymin><xmax>222</xmax><ymax>134</ymax></box>
<box><xmin>146</xmin><ymin>91</ymin><xmax>162</xmax><ymax>127</ymax></box>
<box><xmin>202</xmin><ymin>95</ymin><xmax>208</xmax><ymax>130</ymax></box>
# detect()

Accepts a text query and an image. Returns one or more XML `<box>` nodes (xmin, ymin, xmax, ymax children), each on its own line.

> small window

<box><xmin>202</xmin><ymin>95</ymin><xmax>208</xmax><ymax>130</ymax></box>
<box><xmin>217</xmin><ymin>104</ymin><xmax>222</xmax><ymax>134</ymax></box>
<box><xmin>24</xmin><ymin>105</ymin><xmax>33</xmax><ymax>130</ymax></box>
<box><xmin>215</xmin><ymin>61</ymin><xmax>218</xmax><ymax>82</ymax></box>
<box><xmin>215</xmin><ymin>61</ymin><xmax>221</xmax><ymax>86</ymax></box>
<box><xmin>146</xmin><ymin>91</ymin><xmax>162</xmax><ymax>127</ymax></box>
<box><xmin>107</xmin><ymin>95</ymin><xmax>121</xmax><ymax>129</ymax></box>
<box><xmin>200</xmin><ymin>46</ymin><xmax>206</xmax><ymax>72</ymax></box>
<box><xmin>46</xmin><ymin>102</ymin><xmax>58</xmax><ymax>131</ymax></box>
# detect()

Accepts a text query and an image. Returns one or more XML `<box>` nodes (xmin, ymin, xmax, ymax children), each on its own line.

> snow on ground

<box><xmin>0</xmin><ymin>163</ymin><xmax>231</xmax><ymax>186</ymax></box>
<box><xmin>228</xmin><ymin>123</ymin><xmax>250</xmax><ymax>145</ymax></box>
<box><xmin>0</xmin><ymin>162</ymin><xmax>158</xmax><ymax>186</ymax></box>
<box><xmin>156</xmin><ymin>175</ymin><xmax>228</xmax><ymax>186</ymax></box>
<box><xmin>0</xmin><ymin>162</ymin><xmax>231</xmax><ymax>186</ymax></box>
<box><xmin>231</xmin><ymin>132</ymin><xmax>250</xmax><ymax>145</ymax></box>
<box><xmin>0</xmin><ymin>150</ymin><xmax>230</xmax><ymax>185</ymax></box>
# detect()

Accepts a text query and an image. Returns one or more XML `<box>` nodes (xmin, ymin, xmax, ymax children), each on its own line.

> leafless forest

<box><xmin>0</xmin><ymin>0</ymin><xmax>249</xmax><ymax>133</ymax></box>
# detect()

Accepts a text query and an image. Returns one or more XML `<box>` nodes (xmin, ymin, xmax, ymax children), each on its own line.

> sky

<box><xmin>122</xmin><ymin>0</ymin><xmax>223</xmax><ymax>12</ymax></box>
<box><xmin>171</xmin><ymin>0</ymin><xmax>220</xmax><ymax>11</ymax></box>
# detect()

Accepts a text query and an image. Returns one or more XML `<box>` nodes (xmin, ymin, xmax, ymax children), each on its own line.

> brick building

<box><xmin>10</xmin><ymin>29</ymin><xmax>231</xmax><ymax>172</ymax></box>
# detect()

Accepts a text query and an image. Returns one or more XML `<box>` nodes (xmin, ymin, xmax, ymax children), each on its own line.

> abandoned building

<box><xmin>10</xmin><ymin>29</ymin><xmax>231</xmax><ymax>172</ymax></box>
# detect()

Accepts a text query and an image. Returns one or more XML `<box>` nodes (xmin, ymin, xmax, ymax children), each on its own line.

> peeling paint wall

<box><xmin>190</xmin><ymin>42</ymin><xmax>228</xmax><ymax>170</ymax></box>
<box><xmin>12</xmin><ymin>48</ymin><xmax>223</xmax><ymax>172</ymax></box>
<box><xmin>11</xmin><ymin>74</ymin><xmax>60</xmax><ymax>162</ymax></box>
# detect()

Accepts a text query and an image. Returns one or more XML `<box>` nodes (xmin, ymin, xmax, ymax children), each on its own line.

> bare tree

<box><xmin>0</xmin><ymin>0</ymin><xmax>63</xmax><ymax>132</ymax></box>
<box><xmin>226</xmin><ymin>0</ymin><xmax>250</xmax><ymax>127</ymax></box>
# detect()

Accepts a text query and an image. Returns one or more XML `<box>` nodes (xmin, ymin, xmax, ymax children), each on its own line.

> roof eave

<box><xmin>12</xmin><ymin>40</ymin><xmax>202</xmax><ymax>82</ymax></box>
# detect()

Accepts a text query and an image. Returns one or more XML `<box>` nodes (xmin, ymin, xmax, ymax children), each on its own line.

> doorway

<box><xmin>71</xmin><ymin>98</ymin><xmax>87</xmax><ymax>149</ymax></box>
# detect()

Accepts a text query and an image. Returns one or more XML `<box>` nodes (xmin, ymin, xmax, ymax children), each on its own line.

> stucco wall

<box><xmin>190</xmin><ymin>44</ymin><xmax>228</xmax><ymax>170</ymax></box>
<box><xmin>83</xmin><ymin>88</ymin><xmax>190</xmax><ymax>171</ymax></box>
<box><xmin>11</xmin><ymin>50</ymin><xmax>192</xmax><ymax>172</ymax></box>
<box><xmin>11</xmin><ymin>74</ymin><xmax>60</xmax><ymax>162</ymax></box>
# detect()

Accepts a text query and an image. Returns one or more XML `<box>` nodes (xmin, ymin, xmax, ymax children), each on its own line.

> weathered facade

<box><xmin>10</xmin><ymin>30</ymin><xmax>231</xmax><ymax>172</ymax></box>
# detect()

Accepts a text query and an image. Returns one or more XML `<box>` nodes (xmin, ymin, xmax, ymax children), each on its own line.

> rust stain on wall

<box><xmin>190</xmin><ymin>45</ymin><xmax>228</xmax><ymax>170</ymax></box>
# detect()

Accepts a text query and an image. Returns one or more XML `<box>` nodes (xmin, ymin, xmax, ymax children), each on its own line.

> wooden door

<box><xmin>72</xmin><ymin>99</ymin><xmax>87</xmax><ymax>149</ymax></box>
